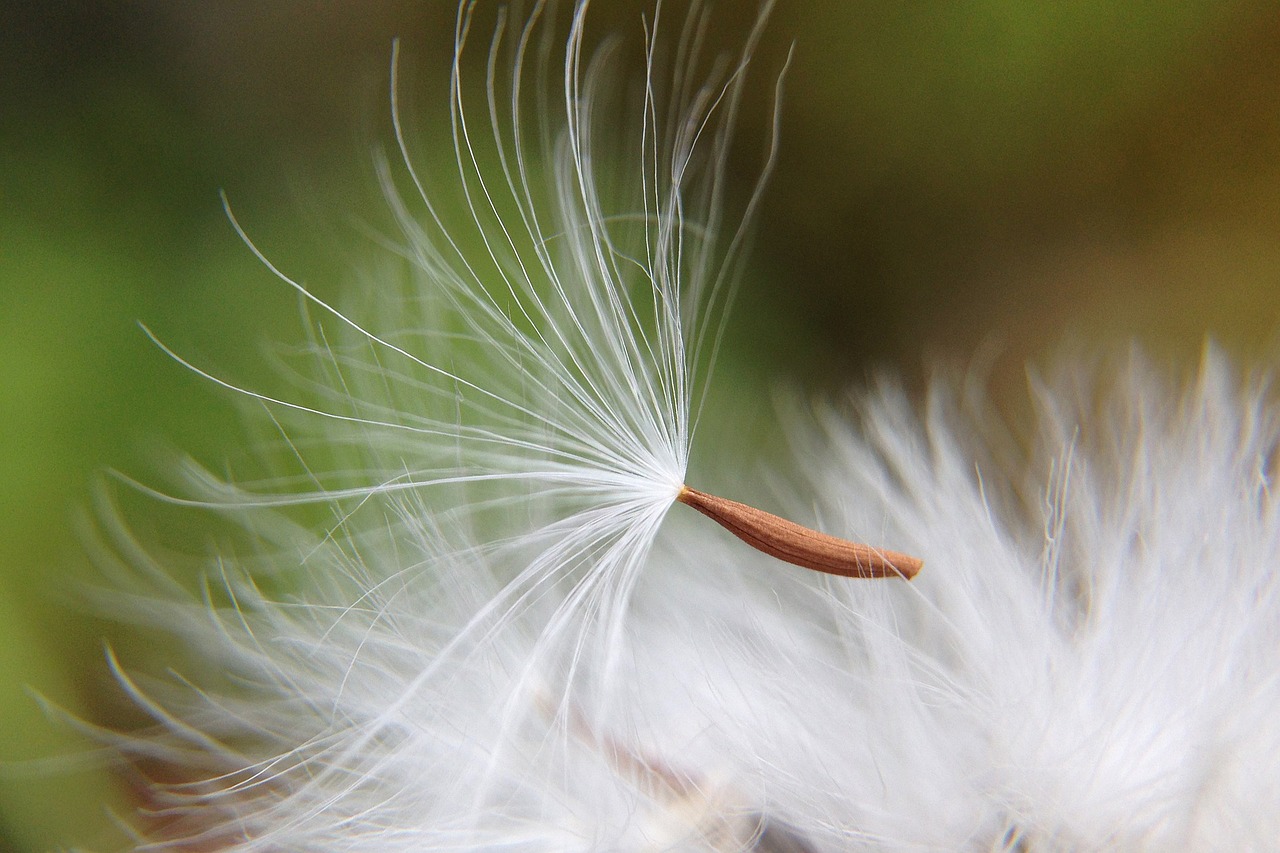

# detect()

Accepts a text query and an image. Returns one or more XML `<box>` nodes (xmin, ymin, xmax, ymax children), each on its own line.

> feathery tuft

<box><xmin>98</xmin><ymin>2</ymin><xmax>1280</xmax><ymax>851</ymax></box>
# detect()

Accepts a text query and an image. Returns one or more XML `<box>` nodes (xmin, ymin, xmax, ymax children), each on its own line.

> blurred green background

<box><xmin>3</xmin><ymin>1</ymin><xmax>1279</xmax><ymax>849</ymax></box>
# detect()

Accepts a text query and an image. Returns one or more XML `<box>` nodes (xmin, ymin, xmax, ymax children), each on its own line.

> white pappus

<box><xmin>100</xmin><ymin>1</ymin><xmax>1280</xmax><ymax>850</ymax></box>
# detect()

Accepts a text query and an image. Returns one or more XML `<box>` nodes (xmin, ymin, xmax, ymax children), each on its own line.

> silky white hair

<box><xmin>100</xmin><ymin>2</ymin><xmax>1280</xmax><ymax>850</ymax></box>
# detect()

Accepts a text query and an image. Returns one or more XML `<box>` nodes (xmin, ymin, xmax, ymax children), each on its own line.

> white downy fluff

<box><xmin>103</xmin><ymin>2</ymin><xmax>1280</xmax><ymax>850</ymax></box>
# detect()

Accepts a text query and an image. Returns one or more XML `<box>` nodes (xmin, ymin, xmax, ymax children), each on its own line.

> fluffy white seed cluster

<box><xmin>106</xmin><ymin>2</ymin><xmax>1280</xmax><ymax>850</ymax></box>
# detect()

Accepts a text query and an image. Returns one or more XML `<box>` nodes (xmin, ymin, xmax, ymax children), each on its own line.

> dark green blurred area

<box><xmin>2</xmin><ymin>2</ymin><xmax>1278</xmax><ymax>849</ymax></box>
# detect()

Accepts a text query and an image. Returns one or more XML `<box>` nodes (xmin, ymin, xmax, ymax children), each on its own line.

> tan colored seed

<box><xmin>676</xmin><ymin>486</ymin><xmax>922</xmax><ymax>580</ymax></box>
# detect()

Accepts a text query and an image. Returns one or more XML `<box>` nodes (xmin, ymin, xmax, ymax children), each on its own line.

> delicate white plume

<box><xmin>102</xmin><ymin>1</ymin><xmax>1280</xmax><ymax>850</ymax></box>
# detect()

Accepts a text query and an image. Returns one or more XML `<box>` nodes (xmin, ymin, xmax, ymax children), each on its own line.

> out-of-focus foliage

<box><xmin>1</xmin><ymin>1</ymin><xmax>1277</xmax><ymax>848</ymax></box>
<box><xmin>756</xmin><ymin>0</ymin><xmax>1280</xmax><ymax>385</ymax></box>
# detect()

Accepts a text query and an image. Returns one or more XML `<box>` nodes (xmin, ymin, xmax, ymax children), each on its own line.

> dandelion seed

<box><xmin>677</xmin><ymin>485</ymin><xmax>923</xmax><ymax>579</ymax></box>
<box><xmin>92</xmin><ymin>0</ymin><xmax>1280</xmax><ymax>850</ymax></box>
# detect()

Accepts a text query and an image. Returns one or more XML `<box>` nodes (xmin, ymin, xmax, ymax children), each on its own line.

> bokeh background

<box><xmin>3</xmin><ymin>1</ymin><xmax>1279</xmax><ymax>848</ymax></box>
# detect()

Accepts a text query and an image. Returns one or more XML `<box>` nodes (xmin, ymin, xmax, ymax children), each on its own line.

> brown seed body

<box><xmin>676</xmin><ymin>486</ymin><xmax>922</xmax><ymax>580</ymax></box>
